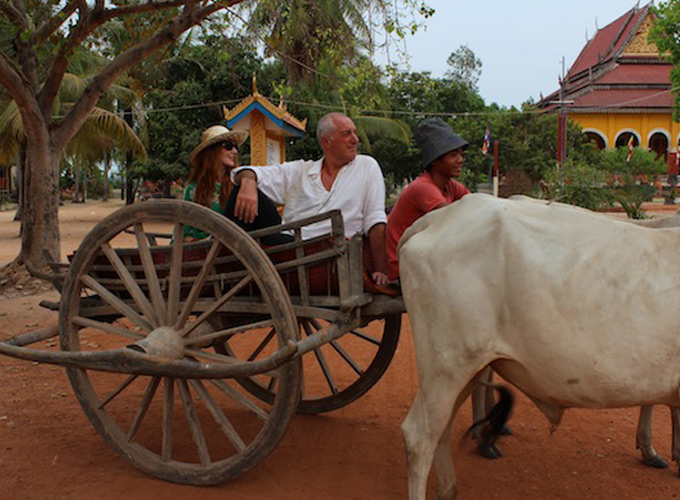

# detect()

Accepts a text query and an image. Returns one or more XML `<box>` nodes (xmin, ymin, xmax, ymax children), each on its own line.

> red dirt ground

<box><xmin>1</xmin><ymin>199</ymin><xmax>680</xmax><ymax>500</ymax></box>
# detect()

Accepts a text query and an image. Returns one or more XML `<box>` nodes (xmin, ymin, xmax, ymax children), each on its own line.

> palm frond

<box><xmin>63</xmin><ymin>105</ymin><xmax>147</xmax><ymax>162</ymax></box>
<box><xmin>0</xmin><ymin>101</ymin><xmax>23</xmax><ymax>162</ymax></box>
<box><xmin>354</xmin><ymin>115</ymin><xmax>412</xmax><ymax>144</ymax></box>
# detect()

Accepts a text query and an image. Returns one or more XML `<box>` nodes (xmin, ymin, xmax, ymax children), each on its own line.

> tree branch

<box><xmin>32</xmin><ymin>2</ymin><xmax>80</xmax><ymax>45</ymax></box>
<box><xmin>37</xmin><ymin>0</ymin><xmax>99</xmax><ymax>118</ymax></box>
<box><xmin>52</xmin><ymin>0</ymin><xmax>245</xmax><ymax>150</ymax></box>
<box><xmin>0</xmin><ymin>50</ymin><xmax>41</xmax><ymax>128</ymax></box>
<box><xmin>0</xmin><ymin>1</ymin><xmax>26</xmax><ymax>29</ymax></box>
<box><xmin>102</xmin><ymin>0</ymin><xmax>204</xmax><ymax>20</ymax></box>
<box><xmin>35</xmin><ymin>0</ymin><xmax>216</xmax><ymax>124</ymax></box>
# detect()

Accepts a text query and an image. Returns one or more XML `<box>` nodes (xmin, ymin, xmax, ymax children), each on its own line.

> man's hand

<box><xmin>234</xmin><ymin>171</ymin><xmax>258</xmax><ymax>223</ymax></box>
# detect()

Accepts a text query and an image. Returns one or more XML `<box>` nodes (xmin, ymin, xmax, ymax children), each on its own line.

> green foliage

<box><xmin>451</xmin><ymin>112</ymin><xmax>600</xmax><ymax>183</ymax></box>
<box><xmin>543</xmin><ymin>160</ymin><xmax>610</xmax><ymax>211</ymax></box>
<box><xmin>651</xmin><ymin>1</ymin><xmax>680</xmax><ymax>118</ymax></box>
<box><xmin>387</xmin><ymin>70</ymin><xmax>485</xmax><ymax>129</ymax></box>
<box><xmin>138</xmin><ymin>36</ymin><xmax>285</xmax><ymax>182</ymax></box>
<box><xmin>446</xmin><ymin>45</ymin><xmax>483</xmax><ymax>90</ymax></box>
<box><xmin>240</xmin><ymin>0</ymin><xmax>433</xmax><ymax>83</ymax></box>
<box><xmin>542</xmin><ymin>147</ymin><xmax>665</xmax><ymax>217</ymax></box>
<box><xmin>598</xmin><ymin>148</ymin><xmax>666</xmax><ymax>219</ymax></box>
<box><xmin>371</xmin><ymin>136</ymin><xmax>421</xmax><ymax>182</ymax></box>
<box><xmin>243</xmin><ymin>0</ymin><xmax>371</xmax><ymax>83</ymax></box>
<box><xmin>611</xmin><ymin>181</ymin><xmax>656</xmax><ymax>219</ymax></box>
<box><xmin>599</xmin><ymin>147</ymin><xmax>667</xmax><ymax>176</ymax></box>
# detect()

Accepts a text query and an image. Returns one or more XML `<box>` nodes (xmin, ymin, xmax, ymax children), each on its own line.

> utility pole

<box><xmin>551</xmin><ymin>57</ymin><xmax>574</xmax><ymax>171</ymax></box>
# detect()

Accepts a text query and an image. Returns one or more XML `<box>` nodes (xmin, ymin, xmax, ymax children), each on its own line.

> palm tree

<box><xmin>245</xmin><ymin>0</ymin><xmax>372</xmax><ymax>83</ymax></box>
<box><xmin>0</xmin><ymin>74</ymin><xmax>146</xmax><ymax>209</ymax></box>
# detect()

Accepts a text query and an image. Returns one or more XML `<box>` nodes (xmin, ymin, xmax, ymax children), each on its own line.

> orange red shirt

<box><xmin>386</xmin><ymin>171</ymin><xmax>470</xmax><ymax>280</ymax></box>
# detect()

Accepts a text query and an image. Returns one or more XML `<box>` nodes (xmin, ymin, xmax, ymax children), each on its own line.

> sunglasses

<box><xmin>218</xmin><ymin>141</ymin><xmax>238</xmax><ymax>152</ymax></box>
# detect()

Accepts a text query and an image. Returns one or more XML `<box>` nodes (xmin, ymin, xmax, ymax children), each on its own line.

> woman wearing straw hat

<box><xmin>184</xmin><ymin>124</ymin><xmax>293</xmax><ymax>245</ymax></box>
<box><xmin>183</xmin><ymin>125</ymin><xmax>248</xmax><ymax>241</ymax></box>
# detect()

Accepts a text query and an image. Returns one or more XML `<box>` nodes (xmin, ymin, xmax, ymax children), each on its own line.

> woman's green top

<box><xmin>182</xmin><ymin>182</ymin><xmax>223</xmax><ymax>240</ymax></box>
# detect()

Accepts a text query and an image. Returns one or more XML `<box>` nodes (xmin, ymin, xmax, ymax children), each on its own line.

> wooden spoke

<box><xmin>127</xmin><ymin>376</ymin><xmax>161</xmax><ymax>442</ymax></box>
<box><xmin>247</xmin><ymin>328</ymin><xmax>277</xmax><ymax>362</ymax></box>
<box><xmin>189</xmin><ymin>379</ymin><xmax>246</xmax><ymax>452</ymax></box>
<box><xmin>329</xmin><ymin>339</ymin><xmax>364</xmax><ymax>376</ymax></box>
<box><xmin>302</xmin><ymin>320</ymin><xmax>338</xmax><ymax>395</ymax></box>
<box><xmin>307</xmin><ymin>318</ymin><xmax>324</xmax><ymax>331</ymax></box>
<box><xmin>100</xmin><ymin>243</ymin><xmax>159</xmax><ymax>327</ymax></box>
<box><xmin>348</xmin><ymin>328</ymin><xmax>381</xmax><ymax>346</ymax></box>
<box><xmin>79</xmin><ymin>275</ymin><xmax>153</xmax><ymax>332</ymax></box>
<box><xmin>184</xmin><ymin>319</ymin><xmax>274</xmax><ymax>347</ymax></box>
<box><xmin>209</xmin><ymin>379</ymin><xmax>269</xmax><ymax>422</ymax></box>
<box><xmin>162</xmin><ymin>377</ymin><xmax>174</xmax><ymax>462</ymax></box>
<box><xmin>175</xmin><ymin>240</ymin><xmax>221</xmax><ymax>330</ymax></box>
<box><xmin>98</xmin><ymin>374</ymin><xmax>138</xmax><ymax>409</ymax></box>
<box><xmin>166</xmin><ymin>223</ymin><xmax>185</xmax><ymax>325</ymax></box>
<box><xmin>177</xmin><ymin>379</ymin><xmax>211</xmax><ymax>466</ymax></box>
<box><xmin>180</xmin><ymin>275</ymin><xmax>254</xmax><ymax>338</ymax></box>
<box><xmin>71</xmin><ymin>316</ymin><xmax>144</xmax><ymax>342</ymax></box>
<box><xmin>133</xmin><ymin>224</ymin><xmax>166</xmax><ymax>321</ymax></box>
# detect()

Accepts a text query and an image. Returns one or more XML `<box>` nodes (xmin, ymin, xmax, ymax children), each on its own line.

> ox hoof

<box><xmin>500</xmin><ymin>424</ymin><xmax>513</xmax><ymax>436</ymax></box>
<box><xmin>477</xmin><ymin>443</ymin><xmax>503</xmax><ymax>459</ymax></box>
<box><xmin>643</xmin><ymin>455</ymin><xmax>669</xmax><ymax>469</ymax></box>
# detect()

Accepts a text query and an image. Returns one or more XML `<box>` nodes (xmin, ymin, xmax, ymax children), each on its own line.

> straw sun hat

<box><xmin>189</xmin><ymin>125</ymin><xmax>248</xmax><ymax>168</ymax></box>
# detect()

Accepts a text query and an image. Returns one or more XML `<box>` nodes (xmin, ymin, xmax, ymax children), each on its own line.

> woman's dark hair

<box><xmin>187</xmin><ymin>145</ymin><xmax>237</xmax><ymax>209</ymax></box>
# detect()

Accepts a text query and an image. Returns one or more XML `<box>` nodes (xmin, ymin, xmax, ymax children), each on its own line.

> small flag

<box><xmin>482</xmin><ymin>125</ymin><xmax>491</xmax><ymax>156</ymax></box>
<box><xmin>626</xmin><ymin>135</ymin><xmax>635</xmax><ymax>163</ymax></box>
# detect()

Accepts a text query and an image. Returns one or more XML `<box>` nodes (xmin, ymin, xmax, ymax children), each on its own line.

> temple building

<box><xmin>539</xmin><ymin>2</ymin><xmax>678</xmax><ymax>172</ymax></box>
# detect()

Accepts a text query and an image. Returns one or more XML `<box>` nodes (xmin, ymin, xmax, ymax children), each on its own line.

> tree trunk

<box><xmin>124</xmin><ymin>107</ymin><xmax>136</xmax><ymax>205</ymax></box>
<box><xmin>73</xmin><ymin>162</ymin><xmax>81</xmax><ymax>203</ymax></box>
<box><xmin>13</xmin><ymin>148</ymin><xmax>24</xmax><ymax>222</ymax></box>
<box><xmin>19</xmin><ymin>133</ymin><xmax>61</xmax><ymax>267</ymax></box>
<box><xmin>125</xmin><ymin>150</ymin><xmax>135</xmax><ymax>204</ymax></box>
<box><xmin>103</xmin><ymin>152</ymin><xmax>110</xmax><ymax>201</ymax></box>
<box><xmin>82</xmin><ymin>166</ymin><xmax>87</xmax><ymax>203</ymax></box>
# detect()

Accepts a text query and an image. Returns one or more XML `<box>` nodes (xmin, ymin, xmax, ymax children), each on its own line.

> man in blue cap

<box><xmin>386</xmin><ymin>117</ymin><xmax>470</xmax><ymax>280</ymax></box>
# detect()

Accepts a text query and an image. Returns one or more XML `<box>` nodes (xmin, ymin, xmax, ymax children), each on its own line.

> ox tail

<box><xmin>462</xmin><ymin>383</ymin><xmax>515</xmax><ymax>450</ymax></box>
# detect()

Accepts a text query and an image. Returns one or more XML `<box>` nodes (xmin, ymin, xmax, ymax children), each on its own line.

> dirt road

<box><xmin>1</xmin><ymin>199</ymin><xmax>679</xmax><ymax>499</ymax></box>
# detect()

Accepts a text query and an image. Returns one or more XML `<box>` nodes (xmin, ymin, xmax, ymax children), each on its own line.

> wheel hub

<box><xmin>130</xmin><ymin>326</ymin><xmax>184</xmax><ymax>359</ymax></box>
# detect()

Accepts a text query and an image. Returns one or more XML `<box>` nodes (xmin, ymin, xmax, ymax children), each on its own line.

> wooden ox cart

<box><xmin>0</xmin><ymin>200</ymin><xmax>405</xmax><ymax>485</ymax></box>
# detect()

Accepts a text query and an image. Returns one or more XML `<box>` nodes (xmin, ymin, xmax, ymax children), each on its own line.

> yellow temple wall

<box><xmin>571</xmin><ymin>112</ymin><xmax>680</xmax><ymax>151</ymax></box>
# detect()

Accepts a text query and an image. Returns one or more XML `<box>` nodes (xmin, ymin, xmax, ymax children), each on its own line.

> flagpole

<box><xmin>493</xmin><ymin>140</ymin><xmax>500</xmax><ymax>197</ymax></box>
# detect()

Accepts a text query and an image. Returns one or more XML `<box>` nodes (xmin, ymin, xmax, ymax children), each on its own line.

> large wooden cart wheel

<box><xmin>59</xmin><ymin>200</ymin><xmax>301</xmax><ymax>485</ymax></box>
<box><xmin>217</xmin><ymin>314</ymin><xmax>401</xmax><ymax>414</ymax></box>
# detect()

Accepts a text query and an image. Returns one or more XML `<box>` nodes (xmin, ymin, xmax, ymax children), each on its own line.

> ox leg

<box><xmin>671</xmin><ymin>407</ymin><xmax>680</xmax><ymax>474</ymax></box>
<box><xmin>433</xmin><ymin>382</ymin><xmax>479</xmax><ymax>500</ymax></box>
<box><xmin>403</xmin><ymin>381</ymin><xmax>461</xmax><ymax>500</ymax></box>
<box><xmin>637</xmin><ymin>405</ymin><xmax>668</xmax><ymax>469</ymax></box>
<box><xmin>471</xmin><ymin>368</ymin><xmax>503</xmax><ymax>459</ymax></box>
<box><xmin>433</xmin><ymin>413</ymin><xmax>458</xmax><ymax>500</ymax></box>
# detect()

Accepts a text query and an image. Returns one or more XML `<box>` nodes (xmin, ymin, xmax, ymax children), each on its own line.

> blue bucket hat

<box><xmin>415</xmin><ymin>118</ymin><xmax>469</xmax><ymax>168</ymax></box>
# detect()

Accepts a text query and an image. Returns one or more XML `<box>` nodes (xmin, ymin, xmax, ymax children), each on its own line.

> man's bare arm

<box><xmin>368</xmin><ymin>223</ymin><xmax>389</xmax><ymax>285</ymax></box>
<box><xmin>233</xmin><ymin>169</ymin><xmax>259</xmax><ymax>223</ymax></box>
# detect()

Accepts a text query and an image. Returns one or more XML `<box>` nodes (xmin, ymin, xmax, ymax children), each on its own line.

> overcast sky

<box><xmin>387</xmin><ymin>0</ymin><xmax>648</xmax><ymax>107</ymax></box>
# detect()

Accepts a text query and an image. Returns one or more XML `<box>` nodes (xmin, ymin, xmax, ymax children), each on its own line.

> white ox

<box><xmin>399</xmin><ymin>193</ymin><xmax>680</xmax><ymax>500</ymax></box>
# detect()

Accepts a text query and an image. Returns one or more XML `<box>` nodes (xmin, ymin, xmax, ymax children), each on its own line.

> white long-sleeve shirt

<box><xmin>231</xmin><ymin>155</ymin><xmax>387</xmax><ymax>240</ymax></box>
